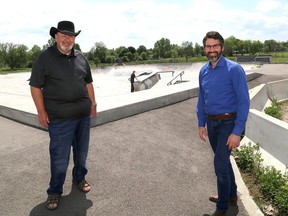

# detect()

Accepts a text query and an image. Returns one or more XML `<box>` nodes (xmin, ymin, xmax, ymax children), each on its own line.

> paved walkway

<box><xmin>1</xmin><ymin>64</ymin><xmax>288</xmax><ymax>216</ymax></box>
<box><xmin>0</xmin><ymin>98</ymin><xmax>250</xmax><ymax>216</ymax></box>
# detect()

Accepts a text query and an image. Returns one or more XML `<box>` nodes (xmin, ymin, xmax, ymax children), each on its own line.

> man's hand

<box><xmin>226</xmin><ymin>134</ymin><xmax>241</xmax><ymax>150</ymax></box>
<box><xmin>38</xmin><ymin>110</ymin><xmax>49</xmax><ymax>128</ymax></box>
<box><xmin>90</xmin><ymin>104</ymin><xmax>97</xmax><ymax>118</ymax></box>
<box><xmin>198</xmin><ymin>127</ymin><xmax>208</xmax><ymax>142</ymax></box>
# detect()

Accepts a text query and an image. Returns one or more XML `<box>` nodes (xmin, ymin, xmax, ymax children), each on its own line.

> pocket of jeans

<box><xmin>221</xmin><ymin>118</ymin><xmax>235</xmax><ymax>124</ymax></box>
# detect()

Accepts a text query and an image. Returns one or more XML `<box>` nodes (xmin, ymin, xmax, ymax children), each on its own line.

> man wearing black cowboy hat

<box><xmin>29</xmin><ymin>20</ymin><xmax>96</xmax><ymax>210</ymax></box>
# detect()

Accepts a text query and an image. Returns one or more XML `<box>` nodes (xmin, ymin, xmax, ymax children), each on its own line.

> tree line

<box><xmin>0</xmin><ymin>36</ymin><xmax>287</xmax><ymax>70</ymax></box>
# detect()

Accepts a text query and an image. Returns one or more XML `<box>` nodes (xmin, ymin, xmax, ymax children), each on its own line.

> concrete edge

<box><xmin>0</xmin><ymin>105</ymin><xmax>43</xmax><ymax>130</ymax></box>
<box><xmin>92</xmin><ymin>87</ymin><xmax>199</xmax><ymax>126</ymax></box>
<box><xmin>0</xmin><ymin>87</ymin><xmax>199</xmax><ymax>130</ymax></box>
<box><xmin>232</xmin><ymin>155</ymin><xmax>264</xmax><ymax>216</ymax></box>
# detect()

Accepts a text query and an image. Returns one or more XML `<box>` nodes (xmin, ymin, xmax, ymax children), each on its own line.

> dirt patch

<box><xmin>281</xmin><ymin>100</ymin><xmax>288</xmax><ymax>123</ymax></box>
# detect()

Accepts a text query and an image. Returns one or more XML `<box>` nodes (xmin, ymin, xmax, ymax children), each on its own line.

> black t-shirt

<box><xmin>29</xmin><ymin>45</ymin><xmax>93</xmax><ymax>120</ymax></box>
<box><xmin>130</xmin><ymin>73</ymin><xmax>136</xmax><ymax>83</ymax></box>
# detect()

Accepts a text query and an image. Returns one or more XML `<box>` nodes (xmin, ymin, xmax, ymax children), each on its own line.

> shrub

<box><xmin>264</xmin><ymin>98</ymin><xmax>282</xmax><ymax>119</ymax></box>
<box><xmin>274</xmin><ymin>182</ymin><xmax>288</xmax><ymax>215</ymax></box>
<box><xmin>234</xmin><ymin>142</ymin><xmax>288</xmax><ymax>215</ymax></box>
<box><xmin>233</xmin><ymin>143</ymin><xmax>263</xmax><ymax>172</ymax></box>
<box><xmin>257</xmin><ymin>166</ymin><xmax>286</xmax><ymax>201</ymax></box>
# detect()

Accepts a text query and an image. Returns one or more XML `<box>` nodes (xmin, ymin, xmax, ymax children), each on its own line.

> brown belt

<box><xmin>207</xmin><ymin>112</ymin><xmax>236</xmax><ymax>121</ymax></box>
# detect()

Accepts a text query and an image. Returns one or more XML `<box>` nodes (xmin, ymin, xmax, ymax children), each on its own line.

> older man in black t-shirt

<box><xmin>29</xmin><ymin>21</ymin><xmax>96</xmax><ymax>210</ymax></box>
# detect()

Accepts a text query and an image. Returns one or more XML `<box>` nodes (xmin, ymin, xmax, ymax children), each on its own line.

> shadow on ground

<box><xmin>30</xmin><ymin>184</ymin><xmax>93</xmax><ymax>216</ymax></box>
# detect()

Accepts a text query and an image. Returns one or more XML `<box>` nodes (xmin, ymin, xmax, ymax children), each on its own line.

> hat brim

<box><xmin>49</xmin><ymin>27</ymin><xmax>81</xmax><ymax>38</ymax></box>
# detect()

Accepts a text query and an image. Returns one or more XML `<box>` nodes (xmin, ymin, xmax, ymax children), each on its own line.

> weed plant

<box><xmin>233</xmin><ymin>143</ymin><xmax>288</xmax><ymax>215</ymax></box>
<box><xmin>264</xmin><ymin>98</ymin><xmax>282</xmax><ymax>120</ymax></box>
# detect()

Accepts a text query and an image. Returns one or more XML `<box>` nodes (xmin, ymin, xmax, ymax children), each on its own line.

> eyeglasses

<box><xmin>205</xmin><ymin>44</ymin><xmax>221</xmax><ymax>49</ymax></box>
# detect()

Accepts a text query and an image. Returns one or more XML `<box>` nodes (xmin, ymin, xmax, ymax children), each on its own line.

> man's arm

<box><xmin>86</xmin><ymin>83</ymin><xmax>97</xmax><ymax>118</ymax></box>
<box><xmin>30</xmin><ymin>86</ymin><xmax>49</xmax><ymax>128</ymax></box>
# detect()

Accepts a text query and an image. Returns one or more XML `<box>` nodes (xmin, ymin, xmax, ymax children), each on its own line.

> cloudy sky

<box><xmin>1</xmin><ymin>0</ymin><xmax>288</xmax><ymax>52</ymax></box>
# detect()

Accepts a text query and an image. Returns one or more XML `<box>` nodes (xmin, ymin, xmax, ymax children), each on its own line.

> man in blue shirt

<box><xmin>196</xmin><ymin>31</ymin><xmax>250</xmax><ymax>216</ymax></box>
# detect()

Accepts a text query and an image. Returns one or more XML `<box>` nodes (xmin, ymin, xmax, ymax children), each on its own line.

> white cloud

<box><xmin>0</xmin><ymin>0</ymin><xmax>287</xmax><ymax>52</ymax></box>
<box><xmin>255</xmin><ymin>0</ymin><xmax>281</xmax><ymax>13</ymax></box>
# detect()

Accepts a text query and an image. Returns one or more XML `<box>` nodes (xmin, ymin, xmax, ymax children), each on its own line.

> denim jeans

<box><xmin>206</xmin><ymin>115</ymin><xmax>237</xmax><ymax>212</ymax></box>
<box><xmin>47</xmin><ymin>116</ymin><xmax>91</xmax><ymax>195</ymax></box>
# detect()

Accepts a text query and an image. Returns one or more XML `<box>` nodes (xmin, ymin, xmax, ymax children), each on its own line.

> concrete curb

<box><xmin>231</xmin><ymin>155</ymin><xmax>264</xmax><ymax>216</ymax></box>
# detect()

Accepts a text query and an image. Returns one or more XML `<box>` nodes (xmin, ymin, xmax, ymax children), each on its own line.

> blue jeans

<box><xmin>206</xmin><ymin>115</ymin><xmax>237</xmax><ymax>212</ymax></box>
<box><xmin>47</xmin><ymin>116</ymin><xmax>91</xmax><ymax>195</ymax></box>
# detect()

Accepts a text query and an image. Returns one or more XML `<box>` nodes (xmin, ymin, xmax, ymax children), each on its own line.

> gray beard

<box><xmin>209</xmin><ymin>56</ymin><xmax>220</xmax><ymax>62</ymax></box>
<box><xmin>59</xmin><ymin>45</ymin><xmax>73</xmax><ymax>53</ymax></box>
<box><xmin>207</xmin><ymin>51</ymin><xmax>222</xmax><ymax>62</ymax></box>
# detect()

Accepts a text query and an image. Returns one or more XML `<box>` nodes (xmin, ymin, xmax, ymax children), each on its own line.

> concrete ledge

<box><xmin>246</xmin><ymin>72</ymin><xmax>263</xmax><ymax>82</ymax></box>
<box><xmin>245</xmin><ymin>78</ymin><xmax>288</xmax><ymax>166</ymax></box>
<box><xmin>134</xmin><ymin>72</ymin><xmax>161</xmax><ymax>91</ymax></box>
<box><xmin>267</xmin><ymin>78</ymin><xmax>288</xmax><ymax>100</ymax></box>
<box><xmin>0</xmin><ymin>72</ymin><xmax>259</xmax><ymax>130</ymax></box>
<box><xmin>0</xmin><ymin>105</ymin><xmax>42</xmax><ymax>129</ymax></box>
<box><xmin>245</xmin><ymin>109</ymin><xmax>288</xmax><ymax>165</ymax></box>
<box><xmin>93</xmin><ymin>84</ymin><xmax>198</xmax><ymax>126</ymax></box>
<box><xmin>249</xmin><ymin>84</ymin><xmax>267</xmax><ymax>111</ymax></box>
<box><xmin>0</xmin><ymin>81</ymin><xmax>199</xmax><ymax>130</ymax></box>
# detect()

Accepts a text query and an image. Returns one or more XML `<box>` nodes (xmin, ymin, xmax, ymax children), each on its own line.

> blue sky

<box><xmin>1</xmin><ymin>0</ymin><xmax>288</xmax><ymax>52</ymax></box>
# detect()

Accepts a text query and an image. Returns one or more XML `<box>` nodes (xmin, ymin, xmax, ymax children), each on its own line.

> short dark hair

<box><xmin>202</xmin><ymin>31</ymin><xmax>224</xmax><ymax>46</ymax></box>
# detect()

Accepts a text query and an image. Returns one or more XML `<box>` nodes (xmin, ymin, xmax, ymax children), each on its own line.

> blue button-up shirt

<box><xmin>196</xmin><ymin>56</ymin><xmax>250</xmax><ymax>136</ymax></box>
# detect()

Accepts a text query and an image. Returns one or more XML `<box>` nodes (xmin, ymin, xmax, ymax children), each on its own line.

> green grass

<box><xmin>1</xmin><ymin>52</ymin><xmax>288</xmax><ymax>73</ymax></box>
<box><xmin>0</xmin><ymin>68</ymin><xmax>31</xmax><ymax>75</ymax></box>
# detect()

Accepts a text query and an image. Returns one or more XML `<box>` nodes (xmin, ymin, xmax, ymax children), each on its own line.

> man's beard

<box><xmin>59</xmin><ymin>44</ymin><xmax>73</xmax><ymax>53</ymax></box>
<box><xmin>207</xmin><ymin>50</ymin><xmax>222</xmax><ymax>62</ymax></box>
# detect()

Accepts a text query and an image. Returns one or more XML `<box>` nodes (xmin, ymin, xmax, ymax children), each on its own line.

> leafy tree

<box><xmin>93</xmin><ymin>42</ymin><xmax>107</xmax><ymax>63</ymax></box>
<box><xmin>237</xmin><ymin>40</ymin><xmax>246</xmax><ymax>55</ymax></box>
<box><xmin>224</xmin><ymin>36</ymin><xmax>240</xmax><ymax>56</ymax></box>
<box><xmin>137</xmin><ymin>45</ymin><xmax>147</xmax><ymax>55</ymax></box>
<box><xmin>115</xmin><ymin>46</ymin><xmax>126</xmax><ymax>57</ymax></box>
<box><xmin>86</xmin><ymin>48</ymin><xmax>95</xmax><ymax>62</ymax></box>
<box><xmin>125</xmin><ymin>52</ymin><xmax>133</xmax><ymax>61</ymax></box>
<box><xmin>5</xmin><ymin>43</ymin><xmax>28</xmax><ymax>69</ymax></box>
<box><xmin>133</xmin><ymin>52</ymin><xmax>139</xmax><ymax>61</ymax></box>
<box><xmin>27</xmin><ymin>45</ymin><xmax>41</xmax><ymax>67</ymax></box>
<box><xmin>140</xmin><ymin>52</ymin><xmax>148</xmax><ymax>61</ymax></box>
<box><xmin>127</xmin><ymin>46</ymin><xmax>136</xmax><ymax>55</ymax></box>
<box><xmin>0</xmin><ymin>43</ymin><xmax>8</xmax><ymax>67</ymax></box>
<box><xmin>193</xmin><ymin>43</ymin><xmax>202</xmax><ymax>57</ymax></box>
<box><xmin>114</xmin><ymin>46</ymin><xmax>132</xmax><ymax>62</ymax></box>
<box><xmin>94</xmin><ymin>57</ymin><xmax>100</xmax><ymax>66</ymax></box>
<box><xmin>153</xmin><ymin>38</ymin><xmax>171</xmax><ymax>59</ymax></box>
<box><xmin>241</xmin><ymin>40</ymin><xmax>252</xmax><ymax>55</ymax></box>
<box><xmin>171</xmin><ymin>49</ymin><xmax>178</xmax><ymax>59</ymax></box>
<box><xmin>105</xmin><ymin>55</ymin><xmax>116</xmax><ymax>64</ymax></box>
<box><xmin>250</xmin><ymin>40</ymin><xmax>263</xmax><ymax>55</ymax></box>
<box><xmin>182</xmin><ymin>41</ymin><xmax>193</xmax><ymax>62</ymax></box>
<box><xmin>264</xmin><ymin>39</ymin><xmax>278</xmax><ymax>52</ymax></box>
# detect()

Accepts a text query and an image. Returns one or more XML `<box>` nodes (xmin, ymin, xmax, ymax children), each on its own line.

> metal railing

<box><xmin>167</xmin><ymin>71</ymin><xmax>185</xmax><ymax>86</ymax></box>
<box><xmin>156</xmin><ymin>70</ymin><xmax>175</xmax><ymax>76</ymax></box>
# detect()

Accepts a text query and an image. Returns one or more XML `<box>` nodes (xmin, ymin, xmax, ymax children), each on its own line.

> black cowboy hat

<box><xmin>49</xmin><ymin>21</ymin><xmax>81</xmax><ymax>38</ymax></box>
